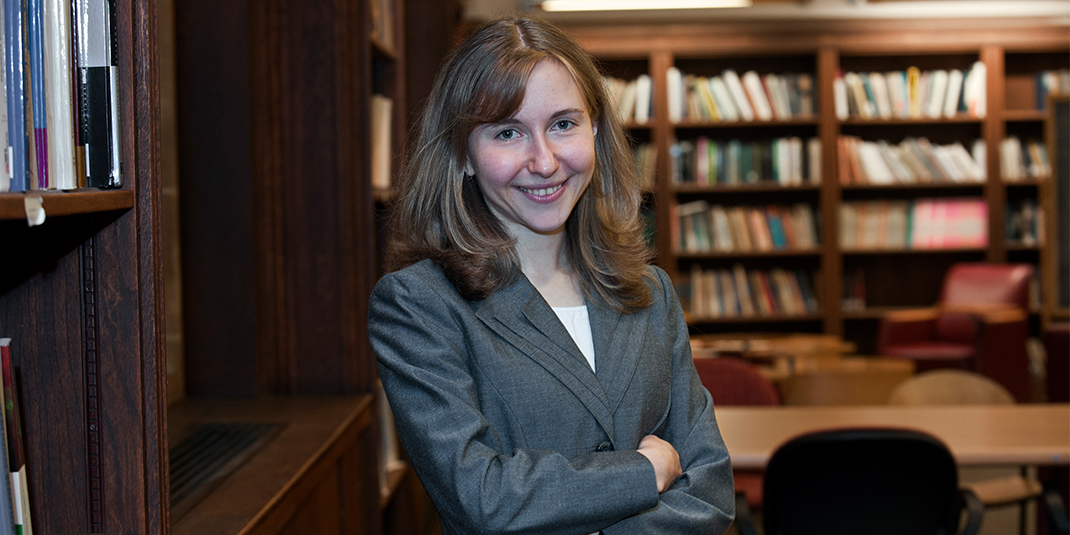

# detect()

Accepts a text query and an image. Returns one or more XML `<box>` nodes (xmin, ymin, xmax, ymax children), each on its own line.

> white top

<box><xmin>552</xmin><ymin>305</ymin><xmax>596</xmax><ymax>372</ymax></box>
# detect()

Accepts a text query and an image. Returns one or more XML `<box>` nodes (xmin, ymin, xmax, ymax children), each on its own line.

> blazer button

<box><xmin>596</xmin><ymin>442</ymin><xmax>612</xmax><ymax>452</ymax></box>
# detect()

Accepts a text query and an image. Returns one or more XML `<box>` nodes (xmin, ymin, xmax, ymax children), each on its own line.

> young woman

<box><xmin>368</xmin><ymin>15</ymin><xmax>734</xmax><ymax>534</ymax></box>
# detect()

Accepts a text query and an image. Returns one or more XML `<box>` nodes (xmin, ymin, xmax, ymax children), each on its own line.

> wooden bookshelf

<box><xmin>0</xmin><ymin>0</ymin><xmax>167</xmax><ymax>532</ymax></box>
<box><xmin>566</xmin><ymin>18</ymin><xmax>1070</xmax><ymax>352</ymax></box>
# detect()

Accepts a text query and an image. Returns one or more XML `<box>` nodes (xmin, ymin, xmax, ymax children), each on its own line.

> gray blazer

<box><xmin>369</xmin><ymin>259</ymin><xmax>734</xmax><ymax>535</ymax></box>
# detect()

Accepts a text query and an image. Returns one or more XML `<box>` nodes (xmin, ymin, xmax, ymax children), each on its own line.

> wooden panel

<box><xmin>170</xmin><ymin>396</ymin><xmax>377</xmax><ymax>535</ymax></box>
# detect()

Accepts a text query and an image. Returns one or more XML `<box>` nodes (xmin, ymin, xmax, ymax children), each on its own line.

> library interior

<box><xmin>0</xmin><ymin>0</ymin><xmax>1068</xmax><ymax>533</ymax></box>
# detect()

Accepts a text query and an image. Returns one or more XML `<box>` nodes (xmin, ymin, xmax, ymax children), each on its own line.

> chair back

<box><xmin>692</xmin><ymin>356</ymin><xmax>780</xmax><ymax>406</ymax></box>
<box><xmin>888</xmin><ymin>369</ymin><xmax>1015</xmax><ymax>405</ymax></box>
<box><xmin>763</xmin><ymin>428</ymin><xmax>964</xmax><ymax>535</ymax></box>
<box><xmin>937</xmin><ymin>263</ymin><xmax>1033</xmax><ymax>344</ymax></box>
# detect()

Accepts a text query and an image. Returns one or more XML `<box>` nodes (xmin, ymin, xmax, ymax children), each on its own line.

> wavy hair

<box><xmin>386</xmin><ymin>14</ymin><xmax>653</xmax><ymax>311</ymax></box>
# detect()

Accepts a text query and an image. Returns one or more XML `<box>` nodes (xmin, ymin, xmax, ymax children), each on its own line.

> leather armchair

<box><xmin>877</xmin><ymin>263</ymin><xmax>1034</xmax><ymax>402</ymax></box>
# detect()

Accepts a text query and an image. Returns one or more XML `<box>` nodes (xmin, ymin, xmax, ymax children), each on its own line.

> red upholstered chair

<box><xmin>877</xmin><ymin>263</ymin><xmax>1034</xmax><ymax>402</ymax></box>
<box><xmin>692</xmin><ymin>356</ymin><xmax>779</xmax><ymax>510</ymax></box>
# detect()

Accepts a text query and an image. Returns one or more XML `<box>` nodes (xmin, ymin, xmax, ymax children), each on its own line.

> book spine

<box><xmin>4</xmin><ymin>0</ymin><xmax>28</xmax><ymax>191</ymax></box>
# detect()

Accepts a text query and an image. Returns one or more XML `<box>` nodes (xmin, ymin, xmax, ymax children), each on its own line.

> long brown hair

<box><xmin>386</xmin><ymin>15</ymin><xmax>653</xmax><ymax>311</ymax></box>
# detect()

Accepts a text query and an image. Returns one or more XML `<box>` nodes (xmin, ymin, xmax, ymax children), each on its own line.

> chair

<box><xmin>735</xmin><ymin>427</ymin><xmax>983</xmax><ymax>535</ymax></box>
<box><xmin>692</xmin><ymin>356</ymin><xmax>778</xmax><ymax>510</ymax></box>
<box><xmin>888</xmin><ymin>370</ymin><xmax>1070</xmax><ymax>534</ymax></box>
<box><xmin>877</xmin><ymin>262</ymin><xmax>1034</xmax><ymax>402</ymax></box>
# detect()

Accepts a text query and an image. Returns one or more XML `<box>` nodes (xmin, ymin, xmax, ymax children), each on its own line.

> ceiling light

<box><xmin>538</xmin><ymin>0</ymin><xmax>752</xmax><ymax>12</ymax></box>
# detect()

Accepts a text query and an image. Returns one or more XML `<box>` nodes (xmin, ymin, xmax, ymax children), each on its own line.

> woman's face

<box><xmin>466</xmin><ymin>59</ymin><xmax>597</xmax><ymax>242</ymax></box>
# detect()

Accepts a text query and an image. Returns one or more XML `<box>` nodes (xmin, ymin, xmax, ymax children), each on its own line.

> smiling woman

<box><xmin>369</xmin><ymin>14</ymin><xmax>734</xmax><ymax>535</ymax></box>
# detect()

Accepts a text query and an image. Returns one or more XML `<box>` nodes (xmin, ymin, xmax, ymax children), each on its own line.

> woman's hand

<box><xmin>637</xmin><ymin>434</ymin><xmax>682</xmax><ymax>493</ymax></box>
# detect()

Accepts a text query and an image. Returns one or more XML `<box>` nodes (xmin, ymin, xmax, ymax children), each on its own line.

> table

<box><xmin>715</xmin><ymin>404</ymin><xmax>1070</xmax><ymax>469</ymax></box>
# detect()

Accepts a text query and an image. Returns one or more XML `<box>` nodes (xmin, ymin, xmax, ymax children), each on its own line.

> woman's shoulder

<box><xmin>373</xmin><ymin>259</ymin><xmax>457</xmax><ymax>301</ymax></box>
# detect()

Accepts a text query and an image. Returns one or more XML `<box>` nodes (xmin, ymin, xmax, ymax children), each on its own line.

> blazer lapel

<box><xmin>475</xmin><ymin>276</ymin><xmax>615</xmax><ymax>439</ymax></box>
<box><xmin>589</xmin><ymin>293</ymin><xmax>649</xmax><ymax>414</ymax></box>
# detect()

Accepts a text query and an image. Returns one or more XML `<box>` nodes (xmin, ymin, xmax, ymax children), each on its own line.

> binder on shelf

<box><xmin>5</xmin><ymin>0</ymin><xmax>29</xmax><ymax>192</ymax></box>
<box><xmin>75</xmin><ymin>0</ymin><xmax>121</xmax><ymax>189</ymax></box>
<box><xmin>370</xmin><ymin>94</ymin><xmax>392</xmax><ymax>191</ymax></box>
<box><xmin>0</xmin><ymin>339</ymin><xmax>17</xmax><ymax>535</ymax></box>
<box><xmin>0</xmin><ymin>342</ymin><xmax>29</xmax><ymax>535</ymax></box>
<box><xmin>27</xmin><ymin>0</ymin><xmax>46</xmax><ymax>189</ymax></box>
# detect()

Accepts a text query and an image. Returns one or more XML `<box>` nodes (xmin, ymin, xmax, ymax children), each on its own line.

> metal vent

<box><xmin>170</xmin><ymin>422</ymin><xmax>281</xmax><ymax>519</ymax></box>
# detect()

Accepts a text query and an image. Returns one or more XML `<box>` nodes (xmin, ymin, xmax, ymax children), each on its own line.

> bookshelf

<box><xmin>0</xmin><ymin>0</ymin><xmax>166</xmax><ymax>533</ymax></box>
<box><xmin>567</xmin><ymin>18</ymin><xmax>1070</xmax><ymax>352</ymax></box>
<box><xmin>171</xmin><ymin>0</ymin><xmax>454</xmax><ymax>533</ymax></box>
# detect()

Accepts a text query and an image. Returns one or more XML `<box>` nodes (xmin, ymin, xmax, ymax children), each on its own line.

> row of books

<box><xmin>839</xmin><ymin>198</ymin><xmax>987</xmax><ymax>250</ymax></box>
<box><xmin>605</xmin><ymin>74</ymin><xmax>654</xmax><ymax>124</ymax></box>
<box><xmin>833</xmin><ymin>62</ymin><xmax>987</xmax><ymax>120</ymax></box>
<box><xmin>1035</xmin><ymin>69</ymin><xmax>1070</xmax><ymax>110</ymax></box>
<box><xmin>838</xmin><ymin>136</ymin><xmax>985</xmax><ymax>185</ymax></box>
<box><xmin>679</xmin><ymin>265</ymin><xmax>819</xmax><ymax>319</ymax></box>
<box><xmin>0</xmin><ymin>0</ymin><xmax>121</xmax><ymax>192</ymax></box>
<box><xmin>1006</xmin><ymin>198</ymin><xmax>1045</xmax><ymax>246</ymax></box>
<box><xmin>0</xmin><ymin>340</ymin><xmax>31</xmax><ymax>535</ymax></box>
<box><xmin>666</xmin><ymin>68</ymin><xmax>816</xmax><ymax>123</ymax></box>
<box><xmin>673</xmin><ymin>201</ymin><xmax>820</xmax><ymax>254</ymax></box>
<box><xmin>671</xmin><ymin>137</ymin><xmax>821</xmax><ymax>187</ymax></box>
<box><xmin>999</xmin><ymin>136</ymin><xmax>1051</xmax><ymax>181</ymax></box>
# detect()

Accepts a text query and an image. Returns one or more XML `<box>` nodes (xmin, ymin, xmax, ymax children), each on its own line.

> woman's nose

<box><xmin>527</xmin><ymin>134</ymin><xmax>559</xmax><ymax>178</ymax></box>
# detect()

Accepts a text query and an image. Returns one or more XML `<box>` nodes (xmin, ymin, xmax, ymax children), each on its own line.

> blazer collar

<box><xmin>474</xmin><ymin>273</ymin><xmax>652</xmax><ymax>440</ymax></box>
<box><xmin>475</xmin><ymin>274</ymin><xmax>616</xmax><ymax>439</ymax></box>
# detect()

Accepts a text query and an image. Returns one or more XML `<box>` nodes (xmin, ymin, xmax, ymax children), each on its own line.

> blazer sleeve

<box><xmin>369</xmin><ymin>267</ymin><xmax>661</xmax><ymax>535</ymax></box>
<box><xmin>603</xmin><ymin>267</ymin><xmax>736</xmax><ymax>535</ymax></box>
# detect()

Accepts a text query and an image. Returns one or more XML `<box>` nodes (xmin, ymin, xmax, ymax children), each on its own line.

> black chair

<box><xmin>735</xmin><ymin>427</ymin><xmax>984</xmax><ymax>535</ymax></box>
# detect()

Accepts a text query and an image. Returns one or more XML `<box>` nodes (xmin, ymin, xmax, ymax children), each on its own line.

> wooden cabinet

<box><xmin>0</xmin><ymin>0</ymin><xmax>166</xmax><ymax>531</ymax></box>
<box><xmin>567</xmin><ymin>19</ymin><xmax>1070</xmax><ymax>352</ymax></box>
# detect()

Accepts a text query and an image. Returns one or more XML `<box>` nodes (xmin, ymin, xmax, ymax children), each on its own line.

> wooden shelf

<box><xmin>676</xmin><ymin>249</ymin><xmax>822</xmax><ymax>259</ymax></box>
<box><xmin>170</xmin><ymin>395</ymin><xmax>374</xmax><ymax>535</ymax></box>
<box><xmin>841</xmin><ymin>247</ymin><xmax>988</xmax><ymax>255</ymax></box>
<box><xmin>674</xmin><ymin>183</ymin><xmax>820</xmax><ymax>194</ymax></box>
<box><xmin>0</xmin><ymin>189</ymin><xmax>134</xmax><ymax>220</ymax></box>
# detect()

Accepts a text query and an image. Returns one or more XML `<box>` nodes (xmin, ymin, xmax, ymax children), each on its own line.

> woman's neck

<box><xmin>516</xmin><ymin>232</ymin><xmax>585</xmax><ymax>307</ymax></box>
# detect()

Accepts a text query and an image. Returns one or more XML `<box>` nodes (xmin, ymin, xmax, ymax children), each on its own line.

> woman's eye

<box><xmin>495</xmin><ymin>129</ymin><xmax>518</xmax><ymax>140</ymax></box>
<box><xmin>554</xmin><ymin>119</ymin><xmax>575</xmax><ymax>130</ymax></box>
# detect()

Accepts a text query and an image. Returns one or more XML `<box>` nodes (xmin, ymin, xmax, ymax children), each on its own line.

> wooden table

<box><xmin>715</xmin><ymin>404</ymin><xmax>1070</xmax><ymax>469</ymax></box>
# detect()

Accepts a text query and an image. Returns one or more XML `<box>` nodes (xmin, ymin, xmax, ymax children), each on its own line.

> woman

<box><xmin>368</xmin><ymin>14</ymin><xmax>734</xmax><ymax>534</ymax></box>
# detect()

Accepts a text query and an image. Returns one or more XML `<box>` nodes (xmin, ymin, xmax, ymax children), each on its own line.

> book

<box><xmin>943</xmin><ymin>68</ymin><xmax>964</xmax><ymax>118</ymax></box>
<box><xmin>5</xmin><ymin>0</ymin><xmax>29</xmax><ymax>192</ymax></box>
<box><xmin>741</xmin><ymin>71</ymin><xmax>771</xmax><ymax>121</ymax></box>
<box><xmin>962</xmin><ymin>61</ymin><xmax>986</xmax><ymax>117</ymax></box>
<box><xmin>0</xmin><ymin>340</ymin><xmax>16</xmax><ymax>535</ymax></box>
<box><xmin>0</xmin><ymin>0</ymin><xmax>9</xmax><ymax>192</ymax></box>
<box><xmin>666</xmin><ymin>66</ymin><xmax>683</xmax><ymax>123</ymax></box>
<box><xmin>721</xmin><ymin>69</ymin><xmax>754</xmax><ymax>122</ymax></box>
<box><xmin>833</xmin><ymin>72</ymin><xmax>848</xmax><ymax>120</ymax></box>
<box><xmin>76</xmin><ymin>0</ymin><xmax>121</xmax><ymax>188</ymax></box>
<box><xmin>0</xmin><ymin>343</ymin><xmax>29</xmax><ymax>535</ymax></box>
<box><xmin>370</xmin><ymin>94</ymin><xmax>392</xmax><ymax>190</ymax></box>
<box><xmin>926</xmin><ymin>69</ymin><xmax>949</xmax><ymax>118</ymax></box>
<box><xmin>43</xmin><ymin>0</ymin><xmax>74</xmax><ymax>189</ymax></box>
<box><xmin>708</xmin><ymin>76</ymin><xmax>738</xmax><ymax>122</ymax></box>
<box><xmin>27</xmin><ymin>0</ymin><xmax>46</xmax><ymax>188</ymax></box>
<box><xmin>634</xmin><ymin>74</ymin><xmax>652</xmax><ymax>124</ymax></box>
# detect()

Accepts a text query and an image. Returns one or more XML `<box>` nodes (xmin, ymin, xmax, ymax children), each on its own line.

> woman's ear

<box><xmin>464</xmin><ymin>160</ymin><xmax>475</xmax><ymax>177</ymax></box>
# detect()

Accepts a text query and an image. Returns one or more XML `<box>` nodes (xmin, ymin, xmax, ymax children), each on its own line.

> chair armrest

<box><xmin>940</xmin><ymin>303</ymin><xmax>1027</xmax><ymax>323</ymax></box>
<box><xmin>958</xmin><ymin>487</ymin><xmax>984</xmax><ymax>535</ymax></box>
<box><xmin>964</xmin><ymin>475</ymin><xmax>1042</xmax><ymax>507</ymax></box>
<box><xmin>878</xmin><ymin>308</ymin><xmax>939</xmax><ymax>352</ymax></box>
<box><xmin>734</xmin><ymin>491</ymin><xmax>762</xmax><ymax>535</ymax></box>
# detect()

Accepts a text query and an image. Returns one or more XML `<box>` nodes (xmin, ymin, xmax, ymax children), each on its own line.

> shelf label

<box><xmin>24</xmin><ymin>197</ymin><xmax>45</xmax><ymax>227</ymax></box>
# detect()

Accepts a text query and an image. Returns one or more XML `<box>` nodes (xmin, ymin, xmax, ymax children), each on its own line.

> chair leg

<box><xmin>734</xmin><ymin>491</ymin><xmax>762</xmax><ymax>535</ymax></box>
<box><xmin>1043</xmin><ymin>483</ymin><xmax>1070</xmax><ymax>534</ymax></box>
